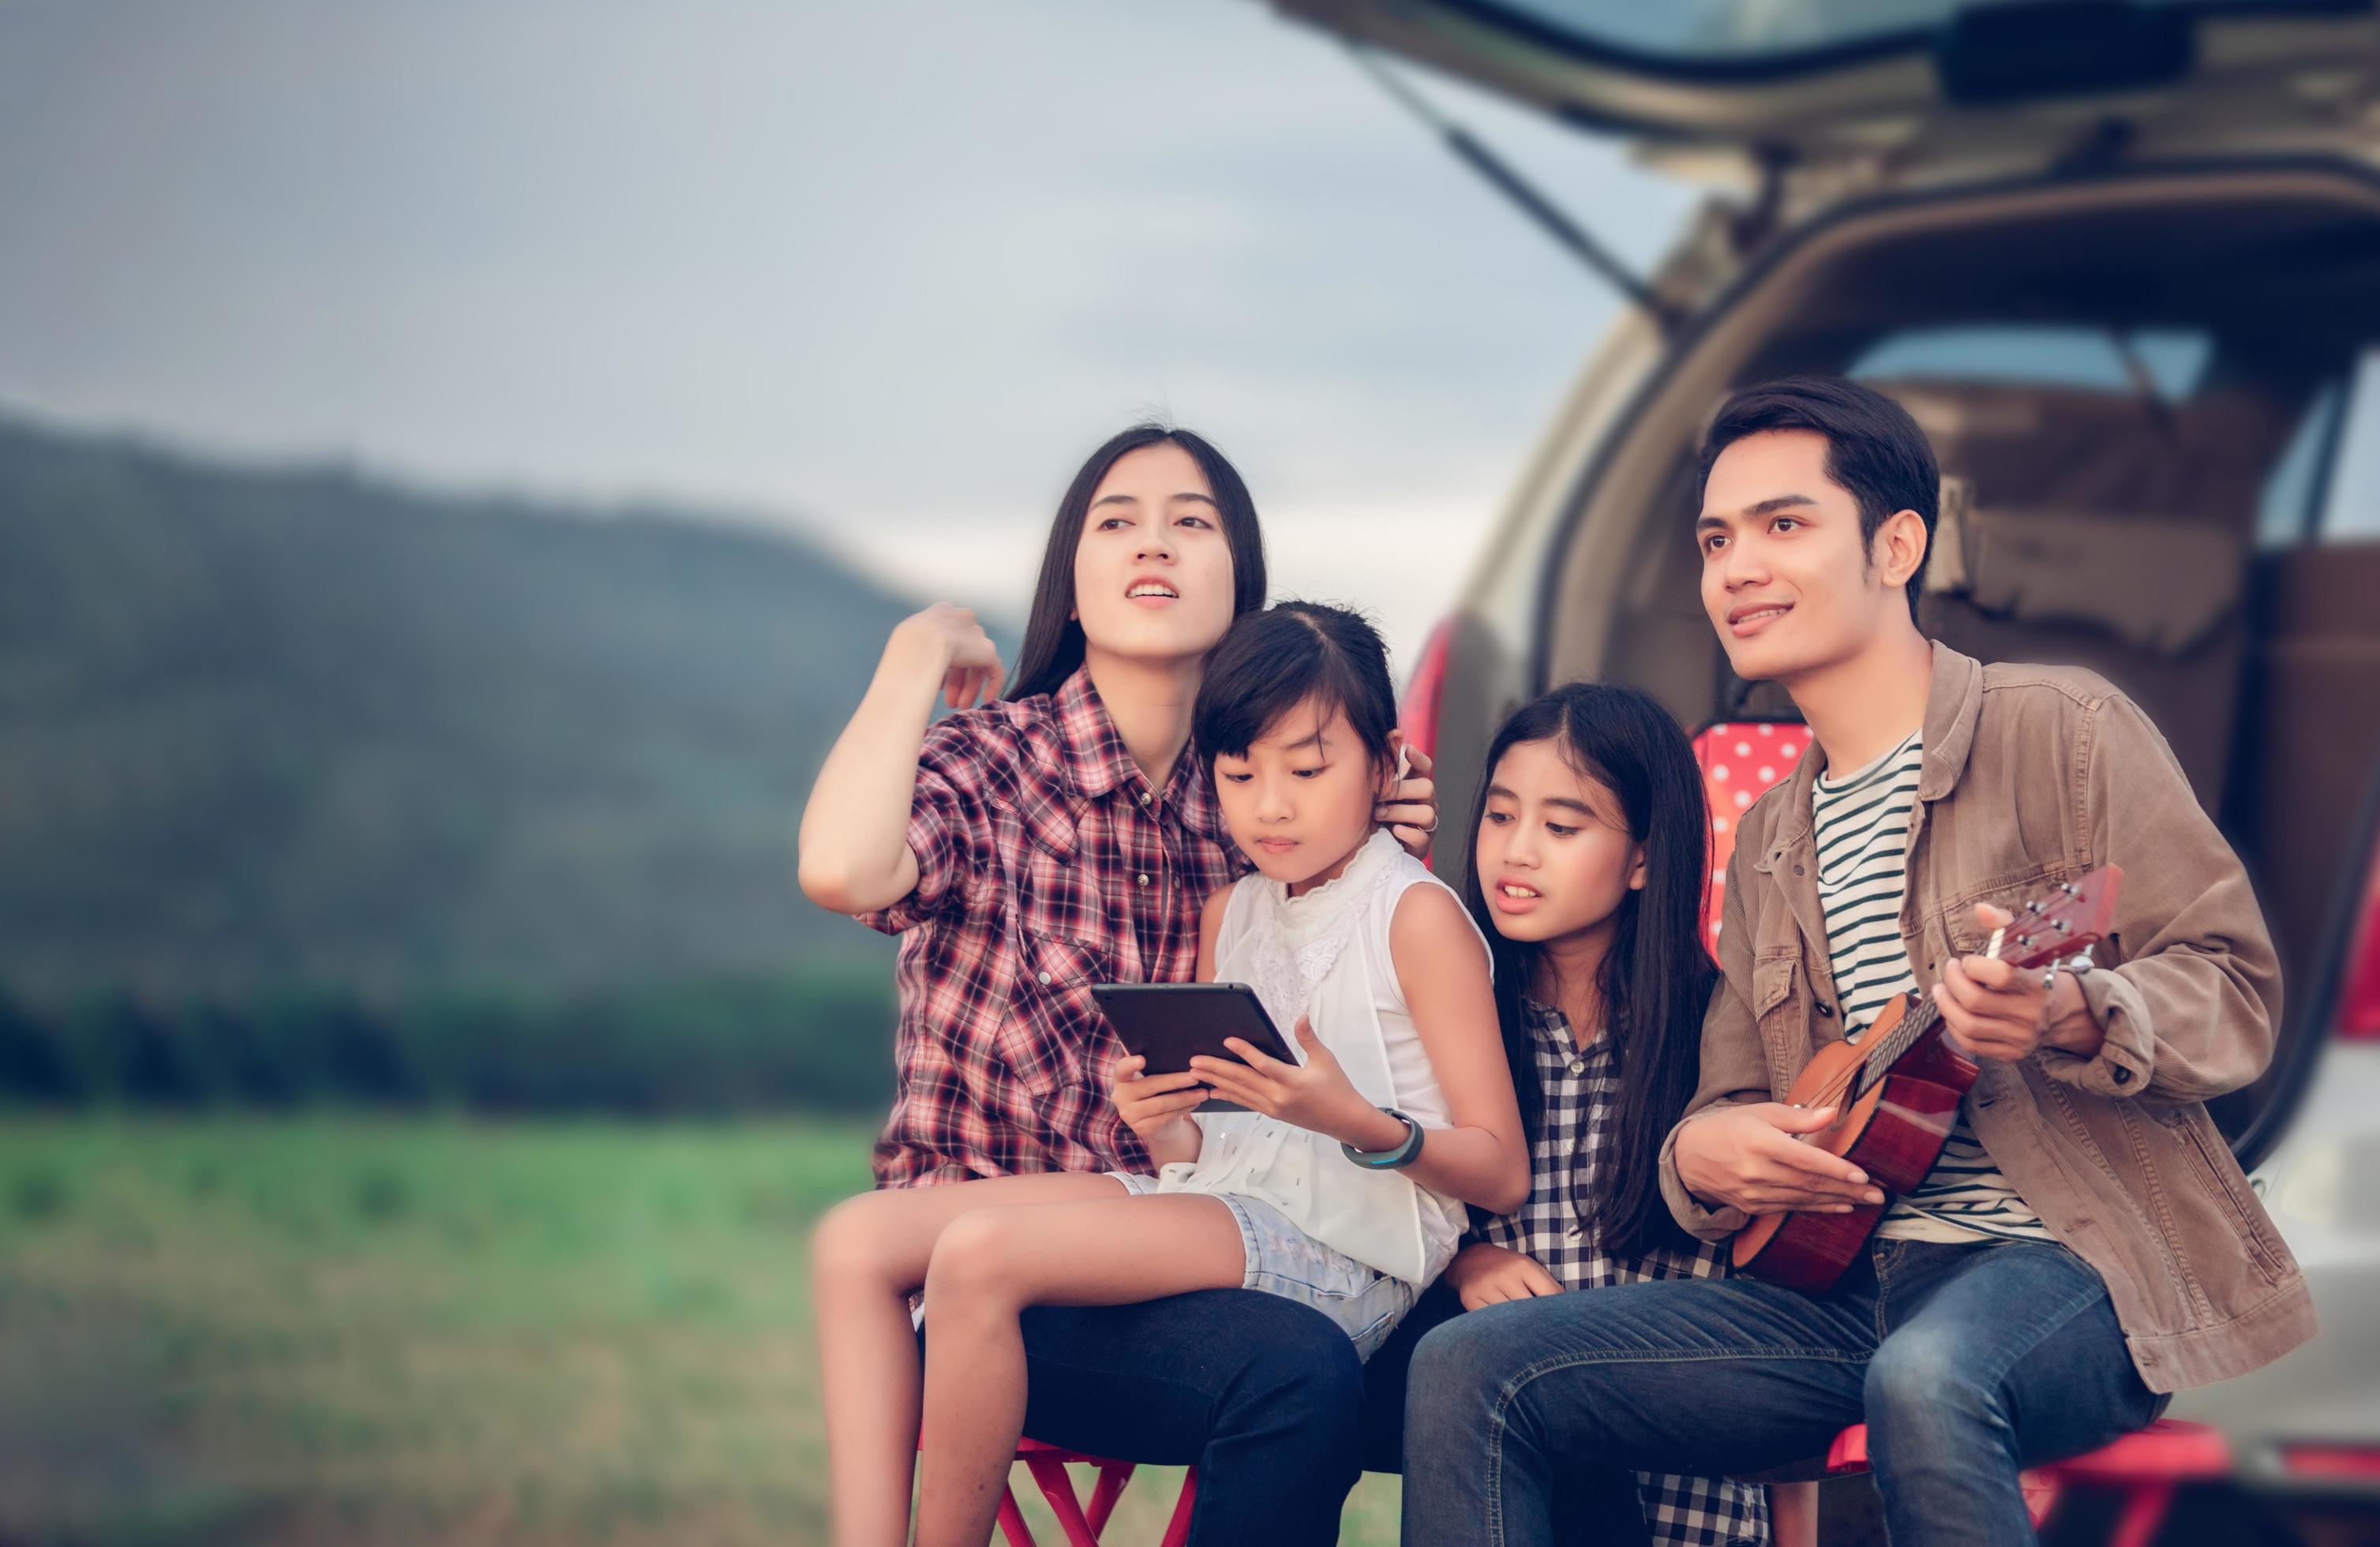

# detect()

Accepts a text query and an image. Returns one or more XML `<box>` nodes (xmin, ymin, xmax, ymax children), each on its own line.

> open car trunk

<box><xmin>1539</xmin><ymin>161</ymin><xmax>2380</xmax><ymax>1159</ymax></box>
<box><xmin>1276</xmin><ymin>1</ymin><xmax>2380</xmax><ymax>181</ymax></box>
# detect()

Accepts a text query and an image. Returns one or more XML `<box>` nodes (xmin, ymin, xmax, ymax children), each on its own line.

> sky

<box><xmin>0</xmin><ymin>0</ymin><xmax>1699</xmax><ymax>665</ymax></box>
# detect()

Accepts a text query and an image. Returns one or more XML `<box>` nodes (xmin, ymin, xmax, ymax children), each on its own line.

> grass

<box><xmin>0</xmin><ymin>1116</ymin><xmax>1400</xmax><ymax>1545</ymax></box>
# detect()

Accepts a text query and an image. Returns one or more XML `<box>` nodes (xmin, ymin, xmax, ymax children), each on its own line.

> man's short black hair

<box><xmin>1697</xmin><ymin>374</ymin><xmax>1940</xmax><ymax>614</ymax></box>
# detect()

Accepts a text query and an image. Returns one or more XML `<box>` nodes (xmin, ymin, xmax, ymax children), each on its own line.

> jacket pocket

<box><xmin>1752</xmin><ymin>949</ymin><xmax>1805</xmax><ymax>1096</ymax></box>
<box><xmin>1011</xmin><ymin>927</ymin><xmax>1119</xmax><ymax>1097</ymax></box>
<box><xmin>1929</xmin><ymin>863</ymin><xmax>2115</xmax><ymax>987</ymax></box>
<box><xmin>1754</xmin><ymin>950</ymin><xmax>1798</xmax><ymax>1017</ymax></box>
<box><xmin>2159</xmin><ymin>1104</ymin><xmax>2288</xmax><ymax>1287</ymax></box>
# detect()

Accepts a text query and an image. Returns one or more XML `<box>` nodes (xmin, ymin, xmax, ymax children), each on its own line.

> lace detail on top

<box><xmin>1235</xmin><ymin>830</ymin><xmax>1404</xmax><ymax>1033</ymax></box>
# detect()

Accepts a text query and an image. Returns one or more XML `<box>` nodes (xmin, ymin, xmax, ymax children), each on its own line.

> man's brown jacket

<box><xmin>1662</xmin><ymin>642</ymin><xmax>2317</xmax><ymax>1392</ymax></box>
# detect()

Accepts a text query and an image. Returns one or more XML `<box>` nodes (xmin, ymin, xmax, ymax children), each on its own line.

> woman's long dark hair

<box><xmin>1005</xmin><ymin>424</ymin><xmax>1269</xmax><ymax>702</ymax></box>
<box><xmin>1459</xmin><ymin>683</ymin><xmax>1717</xmax><ymax>1257</ymax></box>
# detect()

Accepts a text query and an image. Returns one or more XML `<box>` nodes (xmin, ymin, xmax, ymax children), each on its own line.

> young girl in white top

<box><xmin>812</xmin><ymin>601</ymin><xmax>1528</xmax><ymax>1547</ymax></box>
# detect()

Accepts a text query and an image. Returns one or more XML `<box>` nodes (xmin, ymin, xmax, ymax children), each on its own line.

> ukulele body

<box><xmin>1728</xmin><ymin>993</ymin><xmax>1978</xmax><ymax>1294</ymax></box>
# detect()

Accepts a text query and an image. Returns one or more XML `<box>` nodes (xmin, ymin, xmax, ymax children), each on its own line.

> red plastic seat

<box><xmin>925</xmin><ymin>1436</ymin><xmax>1197</xmax><ymax>1547</ymax></box>
<box><xmin>1824</xmin><ymin>1418</ymin><xmax>2228</xmax><ymax>1547</ymax></box>
<box><xmin>1692</xmin><ymin>721</ymin><xmax>1810</xmax><ymax>952</ymax></box>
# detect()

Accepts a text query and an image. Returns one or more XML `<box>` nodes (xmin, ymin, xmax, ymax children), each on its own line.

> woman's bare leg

<box><xmin>912</xmin><ymin>1193</ymin><xmax>1247</xmax><ymax>1547</ymax></box>
<box><xmin>810</xmin><ymin>1172</ymin><xmax>1133</xmax><ymax>1547</ymax></box>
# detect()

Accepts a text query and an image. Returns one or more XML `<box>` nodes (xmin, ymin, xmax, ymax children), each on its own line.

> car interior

<box><xmin>1542</xmin><ymin>164</ymin><xmax>2380</xmax><ymax>1152</ymax></box>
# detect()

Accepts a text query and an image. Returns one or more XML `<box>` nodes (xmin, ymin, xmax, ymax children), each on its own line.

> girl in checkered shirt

<box><xmin>812</xmin><ymin>601</ymin><xmax>1529</xmax><ymax>1547</ymax></box>
<box><xmin>1367</xmin><ymin>684</ymin><xmax>1790</xmax><ymax>1546</ymax></box>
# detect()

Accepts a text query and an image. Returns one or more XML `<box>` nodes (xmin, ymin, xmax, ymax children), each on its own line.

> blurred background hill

<box><xmin>0</xmin><ymin>410</ymin><xmax>924</xmax><ymax>1114</ymax></box>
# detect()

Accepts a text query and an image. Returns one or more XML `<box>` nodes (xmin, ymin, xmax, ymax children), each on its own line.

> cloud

<box><xmin>0</xmin><ymin>0</ymin><xmax>1696</xmax><ymax>661</ymax></box>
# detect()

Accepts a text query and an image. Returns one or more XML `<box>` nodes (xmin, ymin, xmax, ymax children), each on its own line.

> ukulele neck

<box><xmin>1844</xmin><ymin>920</ymin><xmax>2009</xmax><ymax>1104</ymax></box>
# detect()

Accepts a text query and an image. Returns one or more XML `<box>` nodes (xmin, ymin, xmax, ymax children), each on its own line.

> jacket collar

<box><xmin>1755</xmin><ymin>639</ymin><xmax>1984</xmax><ymax>871</ymax></box>
<box><xmin>1917</xmin><ymin>640</ymin><xmax>1985</xmax><ymax>803</ymax></box>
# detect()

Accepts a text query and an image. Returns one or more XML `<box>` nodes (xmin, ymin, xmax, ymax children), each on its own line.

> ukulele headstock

<box><xmin>1990</xmin><ymin>865</ymin><xmax>2123</xmax><ymax>971</ymax></box>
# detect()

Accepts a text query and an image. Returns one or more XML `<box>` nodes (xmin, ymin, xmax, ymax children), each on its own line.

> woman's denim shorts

<box><xmin>1108</xmin><ymin>1171</ymin><xmax>1417</xmax><ymax>1361</ymax></box>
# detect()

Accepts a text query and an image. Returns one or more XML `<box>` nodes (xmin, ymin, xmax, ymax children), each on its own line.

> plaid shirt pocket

<box><xmin>1010</xmin><ymin>927</ymin><xmax>1119</xmax><ymax>1098</ymax></box>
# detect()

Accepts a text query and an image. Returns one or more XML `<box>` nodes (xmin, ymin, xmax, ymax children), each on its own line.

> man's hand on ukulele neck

<box><xmin>1933</xmin><ymin>903</ymin><xmax>2108</xmax><ymax>1064</ymax></box>
<box><xmin>1676</xmin><ymin>1104</ymin><xmax>1891</xmax><ymax>1217</ymax></box>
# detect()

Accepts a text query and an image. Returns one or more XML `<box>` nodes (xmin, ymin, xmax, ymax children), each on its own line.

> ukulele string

<box><xmin>1800</xmin><ymin>923</ymin><xmax>2031</xmax><ymax>1113</ymax></box>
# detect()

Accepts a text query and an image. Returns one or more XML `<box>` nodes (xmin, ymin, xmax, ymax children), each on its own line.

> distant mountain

<box><xmin>0</xmin><ymin>413</ymin><xmax>948</xmax><ymax>1006</ymax></box>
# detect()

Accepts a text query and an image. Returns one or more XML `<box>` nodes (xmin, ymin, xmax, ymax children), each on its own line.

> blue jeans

<box><xmin>988</xmin><ymin>1292</ymin><xmax>1366</xmax><ymax>1545</ymax></box>
<box><xmin>1400</xmin><ymin>1238</ymin><xmax>2163</xmax><ymax>1547</ymax></box>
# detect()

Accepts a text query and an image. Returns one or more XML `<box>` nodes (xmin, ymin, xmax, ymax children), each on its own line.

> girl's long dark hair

<box><xmin>1005</xmin><ymin>424</ymin><xmax>1268</xmax><ymax>702</ymax></box>
<box><xmin>1459</xmin><ymin>684</ymin><xmax>1717</xmax><ymax>1257</ymax></box>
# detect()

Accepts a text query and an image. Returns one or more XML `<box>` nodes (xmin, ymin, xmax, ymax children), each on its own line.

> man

<box><xmin>1400</xmin><ymin>375</ymin><xmax>2315</xmax><ymax>1546</ymax></box>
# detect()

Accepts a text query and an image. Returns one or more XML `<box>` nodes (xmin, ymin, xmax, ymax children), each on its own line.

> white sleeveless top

<box><xmin>1138</xmin><ymin>829</ymin><xmax>1487</xmax><ymax>1286</ymax></box>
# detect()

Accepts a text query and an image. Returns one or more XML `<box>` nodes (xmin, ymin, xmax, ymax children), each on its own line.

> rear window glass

<box><xmin>1467</xmin><ymin>1</ymin><xmax>2293</xmax><ymax>66</ymax></box>
<box><xmin>1850</xmin><ymin>324</ymin><xmax>2212</xmax><ymax>401</ymax></box>
<box><xmin>2312</xmin><ymin>350</ymin><xmax>2380</xmax><ymax>545</ymax></box>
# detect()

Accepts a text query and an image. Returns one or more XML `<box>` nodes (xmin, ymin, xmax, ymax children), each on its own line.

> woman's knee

<box><xmin>1232</xmin><ymin>1301</ymin><xmax>1366</xmax><ymax>1433</ymax></box>
<box><xmin>811</xmin><ymin>1190</ymin><xmax>905</xmax><ymax>1289</ymax></box>
<box><xmin>920</xmin><ymin>1207</ymin><xmax>1025</xmax><ymax>1312</ymax></box>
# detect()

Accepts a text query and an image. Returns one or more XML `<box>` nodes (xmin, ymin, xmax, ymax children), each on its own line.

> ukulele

<box><xmin>1729</xmin><ymin>865</ymin><xmax>2123</xmax><ymax>1294</ymax></box>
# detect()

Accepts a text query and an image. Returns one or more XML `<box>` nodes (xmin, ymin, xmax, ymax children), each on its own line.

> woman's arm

<box><xmin>796</xmin><ymin>604</ymin><xmax>1003</xmax><ymax>915</ymax></box>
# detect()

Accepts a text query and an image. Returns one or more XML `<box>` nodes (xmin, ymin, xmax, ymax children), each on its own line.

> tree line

<box><xmin>0</xmin><ymin>967</ymin><xmax>895</xmax><ymax>1116</ymax></box>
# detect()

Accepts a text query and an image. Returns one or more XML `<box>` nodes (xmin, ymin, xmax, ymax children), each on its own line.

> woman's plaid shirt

<box><xmin>856</xmin><ymin>668</ymin><xmax>1246</xmax><ymax>1189</ymax></box>
<box><xmin>1471</xmin><ymin>999</ymin><xmax>1771</xmax><ymax>1546</ymax></box>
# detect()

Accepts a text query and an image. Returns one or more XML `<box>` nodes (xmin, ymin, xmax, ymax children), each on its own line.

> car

<box><xmin>1272</xmin><ymin>0</ymin><xmax>2380</xmax><ymax>1536</ymax></box>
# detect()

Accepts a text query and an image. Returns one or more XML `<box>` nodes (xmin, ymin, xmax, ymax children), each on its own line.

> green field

<box><xmin>0</xmin><ymin>1118</ymin><xmax>1401</xmax><ymax>1545</ymax></box>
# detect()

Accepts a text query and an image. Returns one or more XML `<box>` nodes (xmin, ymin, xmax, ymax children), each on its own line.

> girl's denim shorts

<box><xmin>1108</xmin><ymin>1171</ymin><xmax>1417</xmax><ymax>1361</ymax></box>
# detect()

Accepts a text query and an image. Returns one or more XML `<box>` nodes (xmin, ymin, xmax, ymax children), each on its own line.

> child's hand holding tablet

<box><xmin>1093</xmin><ymin>982</ymin><xmax>1299</xmax><ymax>1114</ymax></box>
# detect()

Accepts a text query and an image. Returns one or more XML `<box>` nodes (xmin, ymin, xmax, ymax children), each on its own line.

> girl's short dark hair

<box><xmin>1192</xmin><ymin>602</ymin><xmax>1399</xmax><ymax>779</ymax></box>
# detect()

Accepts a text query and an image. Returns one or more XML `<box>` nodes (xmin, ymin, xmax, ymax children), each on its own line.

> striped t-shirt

<box><xmin>1811</xmin><ymin>729</ymin><xmax>2051</xmax><ymax>1244</ymax></box>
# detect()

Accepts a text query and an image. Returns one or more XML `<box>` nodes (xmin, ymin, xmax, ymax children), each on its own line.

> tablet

<box><xmin>1091</xmin><ymin>982</ymin><xmax>1299</xmax><ymax>1114</ymax></box>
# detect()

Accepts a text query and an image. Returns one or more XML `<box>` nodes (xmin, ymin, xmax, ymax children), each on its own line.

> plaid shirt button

<box><xmin>853</xmin><ymin>668</ymin><xmax>1245</xmax><ymax>1189</ymax></box>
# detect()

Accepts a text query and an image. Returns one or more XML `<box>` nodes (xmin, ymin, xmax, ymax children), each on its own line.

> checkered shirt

<box><xmin>1473</xmin><ymin>999</ymin><xmax>1771</xmax><ymax>1545</ymax></box>
<box><xmin>855</xmin><ymin>667</ymin><xmax>1247</xmax><ymax>1188</ymax></box>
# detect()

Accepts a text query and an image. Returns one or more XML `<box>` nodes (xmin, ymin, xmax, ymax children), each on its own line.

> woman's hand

<box><xmin>890</xmin><ymin>601</ymin><xmax>1005</xmax><ymax>711</ymax></box>
<box><xmin>1111</xmin><ymin>1054</ymin><xmax>1209</xmax><ymax>1148</ymax></box>
<box><xmin>1188</xmin><ymin>1017</ymin><xmax>1396</xmax><ymax>1149</ymax></box>
<box><xmin>795</xmin><ymin>602</ymin><xmax>1003</xmax><ymax>915</ymax></box>
<box><xmin>1377</xmin><ymin>746</ymin><xmax>1437</xmax><ymax>859</ymax></box>
<box><xmin>1442</xmin><ymin>1242</ymin><xmax>1565</xmax><ymax>1311</ymax></box>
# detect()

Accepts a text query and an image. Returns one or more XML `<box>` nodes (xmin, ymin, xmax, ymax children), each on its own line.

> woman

<box><xmin>799</xmin><ymin>424</ymin><xmax>1437</xmax><ymax>1544</ymax></box>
